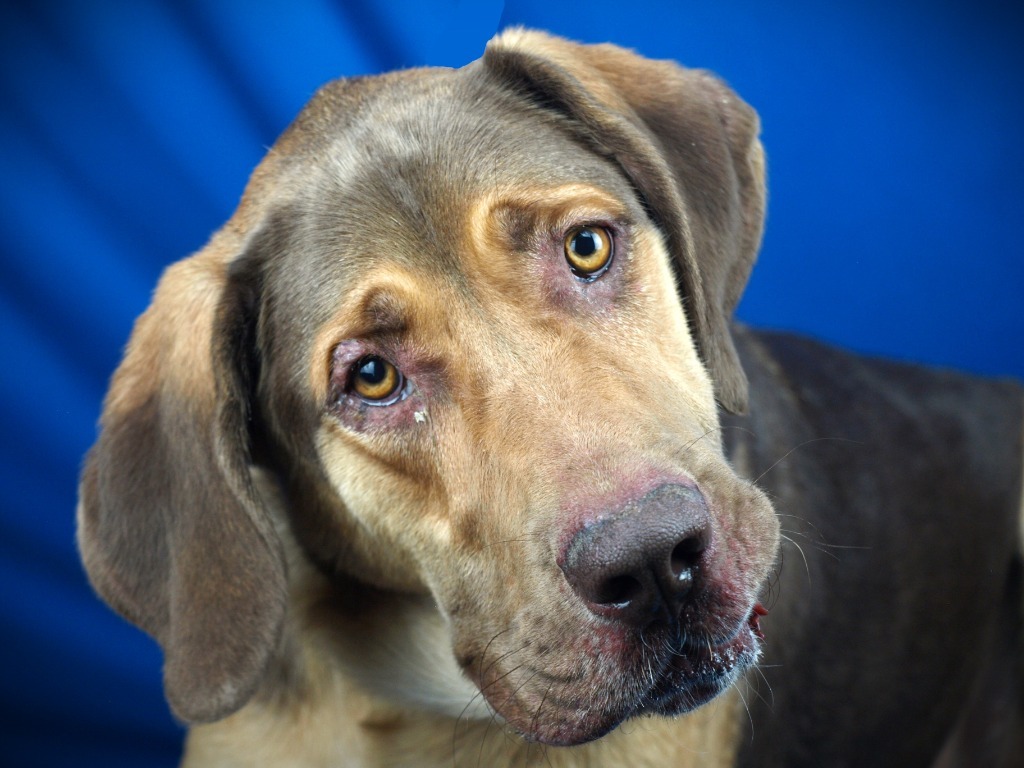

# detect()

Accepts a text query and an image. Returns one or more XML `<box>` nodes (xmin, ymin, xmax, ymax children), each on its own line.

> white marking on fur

<box><xmin>355</xmin><ymin>596</ymin><xmax>491</xmax><ymax>720</ymax></box>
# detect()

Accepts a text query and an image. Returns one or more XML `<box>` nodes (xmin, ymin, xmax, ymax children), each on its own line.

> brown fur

<box><xmin>78</xmin><ymin>29</ymin><xmax>1024</xmax><ymax>767</ymax></box>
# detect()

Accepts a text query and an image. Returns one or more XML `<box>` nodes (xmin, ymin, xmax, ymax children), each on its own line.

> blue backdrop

<box><xmin>1</xmin><ymin>1</ymin><xmax>1021</xmax><ymax>765</ymax></box>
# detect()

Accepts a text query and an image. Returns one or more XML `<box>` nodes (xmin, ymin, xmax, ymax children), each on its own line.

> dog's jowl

<box><xmin>78</xmin><ymin>29</ymin><xmax>1024</xmax><ymax>768</ymax></box>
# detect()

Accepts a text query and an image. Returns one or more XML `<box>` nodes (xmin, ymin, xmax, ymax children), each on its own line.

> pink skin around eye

<box><xmin>327</xmin><ymin>340</ymin><xmax>433</xmax><ymax>432</ymax></box>
<box><xmin>536</xmin><ymin>223</ymin><xmax>627</xmax><ymax>312</ymax></box>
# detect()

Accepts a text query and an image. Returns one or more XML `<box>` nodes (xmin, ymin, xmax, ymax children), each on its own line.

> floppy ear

<box><xmin>484</xmin><ymin>29</ymin><xmax>766</xmax><ymax>414</ymax></box>
<box><xmin>77</xmin><ymin>229</ymin><xmax>286</xmax><ymax>723</ymax></box>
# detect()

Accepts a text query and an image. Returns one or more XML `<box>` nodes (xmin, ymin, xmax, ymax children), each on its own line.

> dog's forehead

<box><xmin>284</xmin><ymin>64</ymin><xmax>636</xmax><ymax>273</ymax></box>
<box><xmin>256</xmin><ymin>63</ymin><xmax>647</xmax><ymax>394</ymax></box>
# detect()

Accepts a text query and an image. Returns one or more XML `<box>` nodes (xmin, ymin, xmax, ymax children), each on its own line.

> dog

<box><xmin>78</xmin><ymin>29</ymin><xmax>1023</xmax><ymax>767</ymax></box>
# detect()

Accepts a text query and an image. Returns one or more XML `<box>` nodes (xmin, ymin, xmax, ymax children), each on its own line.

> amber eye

<box><xmin>350</xmin><ymin>356</ymin><xmax>403</xmax><ymax>404</ymax></box>
<box><xmin>564</xmin><ymin>225</ymin><xmax>613</xmax><ymax>279</ymax></box>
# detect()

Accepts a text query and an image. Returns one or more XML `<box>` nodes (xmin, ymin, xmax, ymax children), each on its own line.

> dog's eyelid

<box><xmin>551</xmin><ymin>206</ymin><xmax>627</xmax><ymax>231</ymax></box>
<box><xmin>328</xmin><ymin>342</ymin><xmax>408</xmax><ymax>406</ymax></box>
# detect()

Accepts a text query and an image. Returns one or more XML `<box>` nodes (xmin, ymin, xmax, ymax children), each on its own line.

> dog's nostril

<box><xmin>595</xmin><ymin>574</ymin><xmax>644</xmax><ymax>606</ymax></box>
<box><xmin>670</xmin><ymin>536</ymin><xmax>705</xmax><ymax>579</ymax></box>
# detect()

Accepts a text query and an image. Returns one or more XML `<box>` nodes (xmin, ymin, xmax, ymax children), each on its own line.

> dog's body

<box><xmin>727</xmin><ymin>330</ymin><xmax>1023</xmax><ymax>767</ymax></box>
<box><xmin>78</xmin><ymin>30</ymin><xmax>1023</xmax><ymax>767</ymax></box>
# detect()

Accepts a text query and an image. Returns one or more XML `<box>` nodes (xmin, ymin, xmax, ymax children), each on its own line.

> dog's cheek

<box><xmin>616</xmin><ymin>225</ymin><xmax>722</xmax><ymax>439</ymax></box>
<box><xmin>738</xmin><ymin>484</ymin><xmax>781</xmax><ymax>581</ymax></box>
<box><xmin>445</xmin><ymin>570</ymin><xmax>584</xmax><ymax>688</ymax></box>
<box><xmin>704</xmin><ymin>469</ymin><xmax>781</xmax><ymax>603</ymax></box>
<box><xmin>311</xmin><ymin>425</ymin><xmax>454</xmax><ymax>591</ymax></box>
<box><xmin>440</xmin><ymin>501</ymin><xmax>583</xmax><ymax>670</ymax></box>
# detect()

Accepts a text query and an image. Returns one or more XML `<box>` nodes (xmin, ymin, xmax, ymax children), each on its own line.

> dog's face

<box><xmin>79</xmin><ymin>30</ymin><xmax>779</xmax><ymax>747</ymax></box>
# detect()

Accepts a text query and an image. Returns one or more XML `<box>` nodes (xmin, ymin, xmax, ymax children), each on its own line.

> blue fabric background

<box><xmin>1</xmin><ymin>1</ymin><xmax>1021</xmax><ymax>764</ymax></box>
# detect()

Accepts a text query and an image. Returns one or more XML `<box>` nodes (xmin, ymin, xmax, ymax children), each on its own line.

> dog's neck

<box><xmin>185</xmin><ymin>679</ymin><xmax>742</xmax><ymax>768</ymax></box>
<box><xmin>184</xmin><ymin>627</ymin><xmax>743</xmax><ymax>768</ymax></box>
<box><xmin>180</xmin><ymin>471</ymin><xmax>744</xmax><ymax>767</ymax></box>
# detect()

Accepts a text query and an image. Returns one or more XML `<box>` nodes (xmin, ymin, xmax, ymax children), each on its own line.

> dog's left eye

<box><xmin>349</xmin><ymin>355</ymin><xmax>405</xmax><ymax>405</ymax></box>
<box><xmin>564</xmin><ymin>225</ymin><xmax>614</xmax><ymax>280</ymax></box>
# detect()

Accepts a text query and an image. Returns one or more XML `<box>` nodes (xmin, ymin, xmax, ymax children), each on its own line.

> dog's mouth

<box><xmin>475</xmin><ymin>603</ymin><xmax>767</xmax><ymax>747</ymax></box>
<box><xmin>637</xmin><ymin>602</ymin><xmax>766</xmax><ymax>717</ymax></box>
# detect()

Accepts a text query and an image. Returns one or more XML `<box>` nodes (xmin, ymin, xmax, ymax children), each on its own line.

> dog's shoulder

<box><xmin>724</xmin><ymin>326</ymin><xmax>1023</xmax><ymax>767</ymax></box>
<box><xmin>731</xmin><ymin>326</ymin><xmax>1022</xmax><ymax>508</ymax></box>
<box><xmin>728</xmin><ymin>325</ymin><xmax>1022</xmax><ymax>577</ymax></box>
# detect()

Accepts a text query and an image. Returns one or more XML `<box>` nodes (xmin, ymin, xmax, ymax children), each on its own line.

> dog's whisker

<box><xmin>452</xmin><ymin>668</ymin><xmax>509</xmax><ymax>766</ymax></box>
<box><xmin>455</xmin><ymin>692</ymin><xmax>488</xmax><ymax>733</ymax></box>
<box><xmin>475</xmin><ymin>701</ymin><xmax>499</xmax><ymax>768</ymax></box>
<box><xmin>734</xmin><ymin>677</ymin><xmax>757</xmax><ymax>743</ymax></box>
<box><xmin>482</xmin><ymin>667</ymin><xmax>539</xmax><ymax>764</ymax></box>
<box><xmin>482</xmin><ymin>654</ymin><xmax>532</xmax><ymax>704</ymax></box>
<box><xmin>776</xmin><ymin>513</ymin><xmax>872</xmax><ymax>556</ymax></box>
<box><xmin>451</xmin><ymin>635</ymin><xmax>530</xmax><ymax>766</ymax></box>
<box><xmin>779</xmin><ymin>527</ymin><xmax>841</xmax><ymax>562</ymax></box>
<box><xmin>779</xmin><ymin>533</ymin><xmax>812</xmax><ymax>582</ymax></box>
<box><xmin>780</xmin><ymin>525</ymin><xmax>870</xmax><ymax>562</ymax></box>
<box><xmin>492</xmin><ymin>663</ymin><xmax>533</xmax><ymax>709</ymax></box>
<box><xmin>478</xmin><ymin>629</ymin><xmax>517</xmax><ymax>684</ymax></box>
<box><xmin>748</xmin><ymin>663</ymin><xmax>776</xmax><ymax>711</ymax></box>
<box><xmin>774</xmin><ymin>511</ymin><xmax>828</xmax><ymax>535</ymax></box>
<box><xmin>476</xmin><ymin>707</ymin><xmax>501</xmax><ymax>768</ymax></box>
<box><xmin>474</xmin><ymin>663</ymin><xmax>533</xmax><ymax>768</ymax></box>
<box><xmin>718</xmin><ymin>423</ymin><xmax>760</xmax><ymax>438</ymax></box>
<box><xmin>776</xmin><ymin>524</ymin><xmax>824</xmax><ymax>544</ymax></box>
<box><xmin>681</xmin><ymin>425</ymin><xmax>726</xmax><ymax>452</ymax></box>
<box><xmin>523</xmin><ymin>681</ymin><xmax>556</xmax><ymax>768</ymax></box>
<box><xmin>753</xmin><ymin>437</ymin><xmax>864</xmax><ymax>485</ymax></box>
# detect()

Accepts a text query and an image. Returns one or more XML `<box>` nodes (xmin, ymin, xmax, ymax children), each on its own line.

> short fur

<box><xmin>78</xmin><ymin>30</ymin><xmax>1024</xmax><ymax>767</ymax></box>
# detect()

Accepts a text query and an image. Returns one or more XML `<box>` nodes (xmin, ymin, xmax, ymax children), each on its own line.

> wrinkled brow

<box><xmin>360</xmin><ymin>289</ymin><xmax>410</xmax><ymax>337</ymax></box>
<box><xmin>472</xmin><ymin>184</ymin><xmax>633</xmax><ymax>253</ymax></box>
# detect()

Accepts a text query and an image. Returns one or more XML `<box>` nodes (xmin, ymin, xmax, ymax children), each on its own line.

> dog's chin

<box><xmin>494</xmin><ymin>615</ymin><xmax>762</xmax><ymax>748</ymax></box>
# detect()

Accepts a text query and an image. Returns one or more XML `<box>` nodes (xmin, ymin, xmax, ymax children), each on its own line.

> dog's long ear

<box><xmin>77</xmin><ymin>226</ymin><xmax>286</xmax><ymax>723</ymax></box>
<box><xmin>484</xmin><ymin>29</ymin><xmax>766</xmax><ymax>414</ymax></box>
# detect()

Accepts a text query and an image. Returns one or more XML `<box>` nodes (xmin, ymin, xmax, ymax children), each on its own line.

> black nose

<box><xmin>560</xmin><ymin>484</ymin><xmax>711</xmax><ymax>628</ymax></box>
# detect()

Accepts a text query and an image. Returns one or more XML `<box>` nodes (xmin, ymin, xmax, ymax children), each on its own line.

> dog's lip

<box><xmin>645</xmin><ymin>600</ymin><xmax>766</xmax><ymax>699</ymax></box>
<box><xmin>499</xmin><ymin>603</ymin><xmax>765</xmax><ymax>746</ymax></box>
<box><xmin>637</xmin><ymin>614</ymin><xmax>761</xmax><ymax>715</ymax></box>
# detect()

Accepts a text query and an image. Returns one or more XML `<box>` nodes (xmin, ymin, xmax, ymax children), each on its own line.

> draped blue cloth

<box><xmin>1</xmin><ymin>1</ymin><xmax>1021</xmax><ymax>765</ymax></box>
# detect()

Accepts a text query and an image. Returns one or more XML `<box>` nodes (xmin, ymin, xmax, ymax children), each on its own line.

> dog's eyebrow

<box><xmin>496</xmin><ymin>185</ymin><xmax>629</xmax><ymax>229</ymax></box>
<box><xmin>322</xmin><ymin>267</ymin><xmax>428</xmax><ymax>350</ymax></box>
<box><xmin>358</xmin><ymin>288</ymin><xmax>409</xmax><ymax>337</ymax></box>
<box><xmin>472</xmin><ymin>184</ymin><xmax>631</xmax><ymax>254</ymax></box>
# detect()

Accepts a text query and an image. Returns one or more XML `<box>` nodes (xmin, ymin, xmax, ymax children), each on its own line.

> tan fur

<box><xmin>80</xmin><ymin>30</ymin><xmax>782</xmax><ymax>765</ymax></box>
<box><xmin>180</xmin><ymin>474</ymin><xmax>745</xmax><ymax>768</ymax></box>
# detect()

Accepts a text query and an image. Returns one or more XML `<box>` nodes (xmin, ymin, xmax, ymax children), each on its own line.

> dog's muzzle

<box><xmin>551</xmin><ymin>482</ymin><xmax>763</xmax><ymax>735</ymax></box>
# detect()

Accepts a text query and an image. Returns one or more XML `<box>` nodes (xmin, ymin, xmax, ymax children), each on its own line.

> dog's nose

<box><xmin>560</xmin><ymin>484</ymin><xmax>711</xmax><ymax>628</ymax></box>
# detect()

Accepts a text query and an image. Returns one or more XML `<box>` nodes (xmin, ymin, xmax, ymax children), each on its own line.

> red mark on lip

<box><xmin>749</xmin><ymin>603</ymin><xmax>768</xmax><ymax>640</ymax></box>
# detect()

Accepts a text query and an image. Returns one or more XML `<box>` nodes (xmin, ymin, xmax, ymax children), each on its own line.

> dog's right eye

<box><xmin>564</xmin><ymin>225</ymin><xmax>614</xmax><ymax>280</ymax></box>
<box><xmin>350</xmin><ymin>355</ymin><xmax>405</xmax><ymax>405</ymax></box>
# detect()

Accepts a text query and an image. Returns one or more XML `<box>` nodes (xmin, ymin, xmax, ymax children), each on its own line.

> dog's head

<box><xmin>78</xmin><ymin>30</ymin><xmax>779</xmax><ymax>746</ymax></box>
